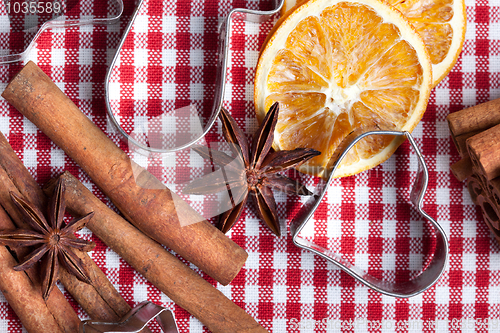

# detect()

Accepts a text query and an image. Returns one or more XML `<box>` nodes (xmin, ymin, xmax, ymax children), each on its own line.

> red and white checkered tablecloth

<box><xmin>0</xmin><ymin>0</ymin><xmax>499</xmax><ymax>332</ymax></box>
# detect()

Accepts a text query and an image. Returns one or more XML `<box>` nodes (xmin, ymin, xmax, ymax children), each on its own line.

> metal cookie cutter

<box><xmin>290</xmin><ymin>130</ymin><xmax>449</xmax><ymax>298</ymax></box>
<box><xmin>80</xmin><ymin>301</ymin><xmax>179</xmax><ymax>333</ymax></box>
<box><xmin>104</xmin><ymin>0</ymin><xmax>284</xmax><ymax>155</ymax></box>
<box><xmin>0</xmin><ymin>0</ymin><xmax>124</xmax><ymax>64</ymax></box>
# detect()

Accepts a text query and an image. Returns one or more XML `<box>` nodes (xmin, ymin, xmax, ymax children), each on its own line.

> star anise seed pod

<box><xmin>0</xmin><ymin>178</ymin><xmax>95</xmax><ymax>300</ymax></box>
<box><xmin>183</xmin><ymin>102</ymin><xmax>320</xmax><ymax>236</ymax></box>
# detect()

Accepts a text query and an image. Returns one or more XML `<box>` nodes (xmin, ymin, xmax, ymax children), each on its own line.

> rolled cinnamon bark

<box><xmin>0</xmin><ymin>132</ymin><xmax>46</xmax><ymax>207</ymax></box>
<box><xmin>2</xmin><ymin>61</ymin><xmax>247</xmax><ymax>285</ymax></box>
<box><xmin>451</xmin><ymin>130</ymin><xmax>480</xmax><ymax>158</ymax></box>
<box><xmin>466</xmin><ymin>123</ymin><xmax>500</xmax><ymax>181</ymax></box>
<box><xmin>0</xmin><ymin>131</ymin><xmax>134</xmax><ymax>328</ymax></box>
<box><xmin>467</xmin><ymin>175</ymin><xmax>484</xmax><ymax>205</ymax></box>
<box><xmin>0</xmin><ymin>205</ymin><xmax>64</xmax><ymax>333</ymax></box>
<box><xmin>450</xmin><ymin>157</ymin><xmax>473</xmax><ymax>182</ymax></box>
<box><xmin>478</xmin><ymin>194</ymin><xmax>500</xmax><ymax>230</ymax></box>
<box><xmin>0</xmin><ymin>135</ymin><xmax>81</xmax><ymax>333</ymax></box>
<box><xmin>45</xmin><ymin>171</ymin><xmax>267</xmax><ymax>333</ymax></box>
<box><xmin>488</xmin><ymin>178</ymin><xmax>500</xmax><ymax>209</ymax></box>
<box><xmin>58</xmin><ymin>250</ymin><xmax>137</xmax><ymax>324</ymax></box>
<box><xmin>447</xmin><ymin>98</ymin><xmax>500</xmax><ymax>137</ymax></box>
<box><xmin>476</xmin><ymin>191</ymin><xmax>500</xmax><ymax>243</ymax></box>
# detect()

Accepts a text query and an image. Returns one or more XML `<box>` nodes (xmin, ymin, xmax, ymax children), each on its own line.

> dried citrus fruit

<box><xmin>281</xmin><ymin>0</ymin><xmax>466</xmax><ymax>87</ymax></box>
<box><xmin>254</xmin><ymin>0</ymin><xmax>432</xmax><ymax>178</ymax></box>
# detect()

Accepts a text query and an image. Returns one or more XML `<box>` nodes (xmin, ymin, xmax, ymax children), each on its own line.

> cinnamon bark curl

<box><xmin>2</xmin><ymin>61</ymin><xmax>247</xmax><ymax>286</ymax></box>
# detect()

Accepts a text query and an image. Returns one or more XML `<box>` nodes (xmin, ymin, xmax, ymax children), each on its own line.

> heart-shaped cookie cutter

<box><xmin>0</xmin><ymin>0</ymin><xmax>124</xmax><ymax>64</ymax></box>
<box><xmin>104</xmin><ymin>0</ymin><xmax>285</xmax><ymax>155</ymax></box>
<box><xmin>290</xmin><ymin>130</ymin><xmax>449</xmax><ymax>298</ymax></box>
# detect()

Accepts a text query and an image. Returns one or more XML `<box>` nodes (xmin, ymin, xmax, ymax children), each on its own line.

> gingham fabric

<box><xmin>0</xmin><ymin>0</ymin><xmax>499</xmax><ymax>332</ymax></box>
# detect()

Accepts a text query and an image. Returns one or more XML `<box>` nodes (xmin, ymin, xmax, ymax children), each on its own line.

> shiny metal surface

<box><xmin>104</xmin><ymin>0</ymin><xmax>284</xmax><ymax>155</ymax></box>
<box><xmin>290</xmin><ymin>131</ymin><xmax>449</xmax><ymax>298</ymax></box>
<box><xmin>79</xmin><ymin>301</ymin><xmax>178</xmax><ymax>333</ymax></box>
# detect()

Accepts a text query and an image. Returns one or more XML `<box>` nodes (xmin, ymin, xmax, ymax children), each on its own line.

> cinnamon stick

<box><xmin>467</xmin><ymin>175</ymin><xmax>484</xmax><ymax>205</ymax></box>
<box><xmin>466</xmin><ymin>123</ymin><xmax>500</xmax><ymax>181</ymax></box>
<box><xmin>477</xmin><ymin>194</ymin><xmax>500</xmax><ymax>230</ymax></box>
<box><xmin>488</xmin><ymin>178</ymin><xmax>500</xmax><ymax>209</ymax></box>
<box><xmin>476</xmin><ymin>191</ymin><xmax>500</xmax><ymax>244</ymax></box>
<box><xmin>447</xmin><ymin>98</ymin><xmax>500</xmax><ymax>137</ymax></box>
<box><xmin>451</xmin><ymin>130</ymin><xmax>480</xmax><ymax>158</ymax></box>
<box><xmin>45</xmin><ymin>171</ymin><xmax>268</xmax><ymax>333</ymax></box>
<box><xmin>58</xmin><ymin>250</ymin><xmax>135</xmax><ymax>323</ymax></box>
<box><xmin>2</xmin><ymin>61</ymin><xmax>247</xmax><ymax>285</ymax></box>
<box><xmin>450</xmin><ymin>157</ymin><xmax>473</xmax><ymax>182</ymax></box>
<box><xmin>0</xmin><ymin>137</ymin><xmax>81</xmax><ymax>333</ymax></box>
<box><xmin>0</xmin><ymin>131</ymin><xmax>135</xmax><ymax>328</ymax></box>
<box><xmin>0</xmin><ymin>205</ymin><xmax>64</xmax><ymax>333</ymax></box>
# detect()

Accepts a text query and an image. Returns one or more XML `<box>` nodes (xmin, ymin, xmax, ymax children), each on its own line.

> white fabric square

<box><xmin>489</xmin><ymin>23</ymin><xmax>500</xmax><ymax>39</ymax></box>
<box><xmin>435</xmin><ymin>88</ymin><xmax>451</xmax><ymax>106</ymax></box>
<box><xmin>245</xmin><ymin>285</ymin><xmax>259</xmax><ymax>303</ymax></box>
<box><xmin>190</xmin><ymin>49</ymin><xmax>204</xmax><ymax>67</ymax></box>
<box><xmin>50</xmin><ymin>148</ymin><xmax>65</xmax><ymax>168</ymax></box>
<box><xmin>436</xmin><ymin>187</ymin><xmax>450</xmax><ymax>205</ymax></box>
<box><xmin>188</xmin><ymin>317</ymin><xmax>204</xmax><ymax>332</ymax></box>
<box><xmin>0</xmin><ymin>116</ymin><xmax>8</xmax><ymax>138</ymax></box>
<box><xmin>272</xmin><ymin>319</ymin><xmax>287</xmax><ymax>332</ymax></box>
<box><xmin>355</xmin><ymin>286</ymin><xmax>368</xmax><ymax>304</ymax></box>
<box><xmin>105</xmin><ymin>248</ymin><xmax>120</xmax><ymax>270</ymax></box>
<box><xmin>245</xmin><ymin>218</ymin><xmax>260</xmax><ymax>236</ymax></box>
<box><xmin>382</xmin><ymin>219</ymin><xmax>397</xmax><ymax>239</ymax></box>
<box><xmin>435</xmin><ymin>286</ymin><xmax>450</xmax><ymax>305</ymax></box>
<box><xmin>79</xmin><ymin>82</ymin><xmax>92</xmax><ymax>100</ymax></box>
<box><xmin>246</xmin><ymin>251</ymin><xmax>260</xmax><ymax>270</ymax></box>
<box><xmin>355</xmin><ymin>253</ymin><xmax>369</xmax><ymax>271</ymax></box>
<box><xmin>190</xmin><ymin>17</ymin><xmax>204</xmax><ymax>34</ymax></box>
<box><xmin>355</xmin><ymin>219</ymin><xmax>370</xmax><ymax>238</ymax></box>
<box><xmin>273</xmin><ymin>252</ymin><xmax>287</xmax><ymax>270</ymax></box>
<box><xmin>134</xmin><ymin>15</ymin><xmax>149</xmax><ymax>33</ymax></box>
<box><xmin>462</xmin><ymin>220</ymin><xmax>476</xmax><ymax>238</ymax></box>
<box><xmin>382</xmin><ymin>253</ymin><xmax>396</xmax><ymax>271</ymax></box>
<box><xmin>134</xmin><ymin>48</ymin><xmax>148</xmax><ymax>67</ymax></box>
<box><xmin>190</xmin><ymin>83</ymin><xmax>204</xmax><ymax>100</ymax></box>
<box><xmin>463</xmin><ymin>252</ymin><xmax>476</xmax><ymax>271</ymax></box>
<box><xmin>301</xmin><ymin>285</ymin><xmax>315</xmax><ymax>304</ymax></box>
<box><xmin>162</xmin><ymin>83</ymin><xmax>176</xmax><ymax>100</ymax></box>
<box><xmin>435</xmin><ymin>154</ymin><xmax>450</xmax><ymax>172</ymax></box>
<box><xmin>382</xmin><ymin>186</ymin><xmax>396</xmax><ymax>205</ymax></box>
<box><xmin>301</xmin><ymin>251</ymin><xmax>315</xmax><ymax>270</ymax></box>
<box><xmin>162</xmin><ymin>49</ymin><xmax>176</xmax><ymax>67</ymax></box>
<box><xmin>409</xmin><ymin>253</ymin><xmax>423</xmax><ymax>271</ymax></box>
<box><xmin>134</xmin><ymin>82</ymin><xmax>148</xmax><ymax>100</ymax></box>
<box><xmin>79</xmin><ymin>48</ymin><xmax>93</xmax><ymax>66</ymax></box>
<box><xmin>489</xmin><ymin>286</ymin><xmax>500</xmax><ymax>304</ymax></box>
<box><xmin>462</xmin><ymin>55</ymin><xmax>476</xmax><ymax>72</ymax></box>
<box><xmin>23</xmin><ymin>149</ymin><xmax>37</xmax><ymax>168</ymax></box>
<box><xmin>462</xmin><ymin>286</ymin><xmax>476</xmax><ymax>304</ymax></box>
<box><xmin>273</xmin><ymin>285</ymin><xmax>287</xmax><ymax>303</ymax></box>
<box><xmin>245</xmin><ymin>50</ymin><xmax>259</xmax><ymax>68</ymax></box>
<box><xmin>327</xmin><ymin>186</ymin><xmax>342</xmax><ymax>204</ymax></box>
<box><xmin>51</xmin><ymin>48</ymin><xmax>65</xmax><ymax>66</ymax></box>
<box><xmin>133</xmin><ymin>283</ymin><xmax>148</xmax><ymax>302</ymax></box>
<box><xmin>355</xmin><ymin>186</ymin><xmax>369</xmax><ymax>204</ymax></box>
<box><xmin>162</xmin><ymin>15</ymin><xmax>176</xmax><ymax>34</ymax></box>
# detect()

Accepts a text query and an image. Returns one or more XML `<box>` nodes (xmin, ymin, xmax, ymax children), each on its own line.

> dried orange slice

<box><xmin>281</xmin><ymin>0</ymin><xmax>466</xmax><ymax>87</ymax></box>
<box><xmin>254</xmin><ymin>0</ymin><xmax>432</xmax><ymax>178</ymax></box>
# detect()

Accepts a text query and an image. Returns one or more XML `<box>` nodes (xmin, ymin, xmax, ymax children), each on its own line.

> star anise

<box><xmin>183</xmin><ymin>102</ymin><xmax>320</xmax><ymax>236</ymax></box>
<box><xmin>0</xmin><ymin>178</ymin><xmax>95</xmax><ymax>300</ymax></box>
